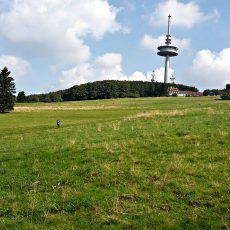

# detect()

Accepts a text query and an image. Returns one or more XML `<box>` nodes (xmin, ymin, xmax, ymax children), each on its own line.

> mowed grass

<box><xmin>0</xmin><ymin>97</ymin><xmax>229</xmax><ymax>229</ymax></box>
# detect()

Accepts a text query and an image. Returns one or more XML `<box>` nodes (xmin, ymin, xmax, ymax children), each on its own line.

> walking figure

<box><xmin>56</xmin><ymin>119</ymin><xmax>60</xmax><ymax>128</ymax></box>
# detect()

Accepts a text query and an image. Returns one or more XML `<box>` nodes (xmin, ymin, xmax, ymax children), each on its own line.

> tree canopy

<box><xmin>221</xmin><ymin>84</ymin><xmax>230</xmax><ymax>100</ymax></box>
<box><xmin>17</xmin><ymin>91</ymin><xmax>27</xmax><ymax>103</ymax></box>
<box><xmin>0</xmin><ymin>67</ymin><xmax>16</xmax><ymax>113</ymax></box>
<box><xmin>26</xmin><ymin>80</ymin><xmax>199</xmax><ymax>102</ymax></box>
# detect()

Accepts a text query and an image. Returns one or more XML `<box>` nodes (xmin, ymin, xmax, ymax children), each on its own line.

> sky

<box><xmin>0</xmin><ymin>0</ymin><xmax>229</xmax><ymax>94</ymax></box>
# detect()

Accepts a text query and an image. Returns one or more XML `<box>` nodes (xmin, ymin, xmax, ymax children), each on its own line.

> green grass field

<box><xmin>0</xmin><ymin>97</ymin><xmax>229</xmax><ymax>229</ymax></box>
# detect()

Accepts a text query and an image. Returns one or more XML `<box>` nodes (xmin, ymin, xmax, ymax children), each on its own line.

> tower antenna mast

<box><xmin>167</xmin><ymin>14</ymin><xmax>171</xmax><ymax>36</ymax></box>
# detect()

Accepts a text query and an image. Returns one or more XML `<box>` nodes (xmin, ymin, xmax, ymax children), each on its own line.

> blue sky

<box><xmin>0</xmin><ymin>0</ymin><xmax>229</xmax><ymax>94</ymax></box>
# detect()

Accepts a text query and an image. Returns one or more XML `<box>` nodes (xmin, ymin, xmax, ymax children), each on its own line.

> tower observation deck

<box><xmin>157</xmin><ymin>15</ymin><xmax>178</xmax><ymax>84</ymax></box>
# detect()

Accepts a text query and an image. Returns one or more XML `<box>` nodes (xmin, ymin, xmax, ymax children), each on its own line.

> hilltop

<box><xmin>24</xmin><ymin>80</ymin><xmax>199</xmax><ymax>102</ymax></box>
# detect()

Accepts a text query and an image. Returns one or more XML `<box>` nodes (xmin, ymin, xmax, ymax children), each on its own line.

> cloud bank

<box><xmin>186</xmin><ymin>48</ymin><xmax>230</xmax><ymax>90</ymax></box>
<box><xmin>0</xmin><ymin>0</ymin><xmax>122</xmax><ymax>64</ymax></box>
<box><xmin>150</xmin><ymin>0</ymin><xmax>219</xmax><ymax>28</ymax></box>
<box><xmin>59</xmin><ymin>53</ymin><xmax>151</xmax><ymax>89</ymax></box>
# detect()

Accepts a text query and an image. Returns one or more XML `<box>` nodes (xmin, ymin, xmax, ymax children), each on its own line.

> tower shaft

<box><xmin>164</xmin><ymin>55</ymin><xmax>170</xmax><ymax>83</ymax></box>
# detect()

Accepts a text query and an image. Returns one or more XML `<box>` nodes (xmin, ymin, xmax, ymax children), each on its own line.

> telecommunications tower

<box><xmin>157</xmin><ymin>15</ymin><xmax>178</xmax><ymax>84</ymax></box>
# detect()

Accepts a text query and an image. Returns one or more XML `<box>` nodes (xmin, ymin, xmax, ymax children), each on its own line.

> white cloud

<box><xmin>59</xmin><ymin>63</ymin><xmax>91</xmax><ymax>88</ymax></box>
<box><xmin>0</xmin><ymin>55</ymin><xmax>30</xmax><ymax>80</ymax></box>
<box><xmin>95</xmin><ymin>53</ymin><xmax>122</xmax><ymax>69</ymax></box>
<box><xmin>58</xmin><ymin>53</ymin><xmax>152</xmax><ymax>89</ymax></box>
<box><xmin>59</xmin><ymin>53</ymin><xmax>124</xmax><ymax>88</ymax></box>
<box><xmin>0</xmin><ymin>0</ymin><xmax>121</xmax><ymax>64</ymax></box>
<box><xmin>186</xmin><ymin>48</ymin><xmax>230</xmax><ymax>90</ymax></box>
<box><xmin>94</xmin><ymin>53</ymin><xmax>126</xmax><ymax>81</ymax></box>
<box><xmin>150</xmin><ymin>0</ymin><xmax>219</xmax><ymax>28</ymax></box>
<box><xmin>141</xmin><ymin>34</ymin><xmax>191</xmax><ymax>51</ymax></box>
<box><xmin>129</xmin><ymin>72</ymin><xmax>148</xmax><ymax>81</ymax></box>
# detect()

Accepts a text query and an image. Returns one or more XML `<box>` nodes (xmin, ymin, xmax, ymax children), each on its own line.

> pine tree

<box><xmin>0</xmin><ymin>67</ymin><xmax>16</xmax><ymax>113</ymax></box>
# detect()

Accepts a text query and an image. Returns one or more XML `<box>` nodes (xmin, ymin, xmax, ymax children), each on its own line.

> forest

<box><xmin>23</xmin><ymin>80</ymin><xmax>199</xmax><ymax>102</ymax></box>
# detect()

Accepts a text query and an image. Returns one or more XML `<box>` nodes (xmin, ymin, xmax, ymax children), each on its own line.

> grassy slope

<box><xmin>0</xmin><ymin>97</ymin><xmax>229</xmax><ymax>229</ymax></box>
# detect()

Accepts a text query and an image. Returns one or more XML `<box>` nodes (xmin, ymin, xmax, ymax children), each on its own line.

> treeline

<box><xmin>203</xmin><ymin>89</ymin><xmax>222</xmax><ymax>96</ymax></box>
<box><xmin>18</xmin><ymin>80</ymin><xmax>199</xmax><ymax>103</ymax></box>
<box><xmin>203</xmin><ymin>84</ymin><xmax>230</xmax><ymax>96</ymax></box>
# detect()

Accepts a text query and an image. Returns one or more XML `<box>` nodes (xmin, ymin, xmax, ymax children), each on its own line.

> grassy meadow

<box><xmin>0</xmin><ymin>97</ymin><xmax>229</xmax><ymax>229</ymax></box>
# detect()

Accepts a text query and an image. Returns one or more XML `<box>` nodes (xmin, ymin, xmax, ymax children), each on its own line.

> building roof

<box><xmin>168</xmin><ymin>87</ymin><xmax>203</xmax><ymax>96</ymax></box>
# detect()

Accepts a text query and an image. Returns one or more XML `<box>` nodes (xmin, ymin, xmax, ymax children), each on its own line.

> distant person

<box><xmin>56</xmin><ymin>119</ymin><xmax>60</xmax><ymax>128</ymax></box>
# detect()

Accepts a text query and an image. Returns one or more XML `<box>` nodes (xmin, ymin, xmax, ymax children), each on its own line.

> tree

<box><xmin>27</xmin><ymin>94</ymin><xmax>39</xmax><ymax>102</ymax></box>
<box><xmin>17</xmin><ymin>91</ymin><xmax>27</xmax><ymax>102</ymax></box>
<box><xmin>39</xmin><ymin>94</ymin><xmax>51</xmax><ymax>102</ymax></box>
<box><xmin>49</xmin><ymin>92</ymin><xmax>62</xmax><ymax>102</ymax></box>
<box><xmin>0</xmin><ymin>67</ymin><xmax>16</xmax><ymax>113</ymax></box>
<box><xmin>221</xmin><ymin>91</ymin><xmax>230</xmax><ymax>100</ymax></box>
<box><xmin>225</xmin><ymin>84</ymin><xmax>230</xmax><ymax>90</ymax></box>
<box><xmin>221</xmin><ymin>84</ymin><xmax>230</xmax><ymax>100</ymax></box>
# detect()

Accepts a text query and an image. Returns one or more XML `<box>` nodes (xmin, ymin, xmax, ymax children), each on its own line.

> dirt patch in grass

<box><xmin>126</xmin><ymin>107</ymin><xmax>221</xmax><ymax>120</ymax></box>
<box><xmin>14</xmin><ymin>105</ymin><xmax>117</xmax><ymax>112</ymax></box>
<box><xmin>159</xmin><ymin>205</ymin><xmax>171</xmax><ymax>212</ymax></box>
<box><xmin>126</xmin><ymin>110</ymin><xmax>186</xmax><ymax>120</ymax></box>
